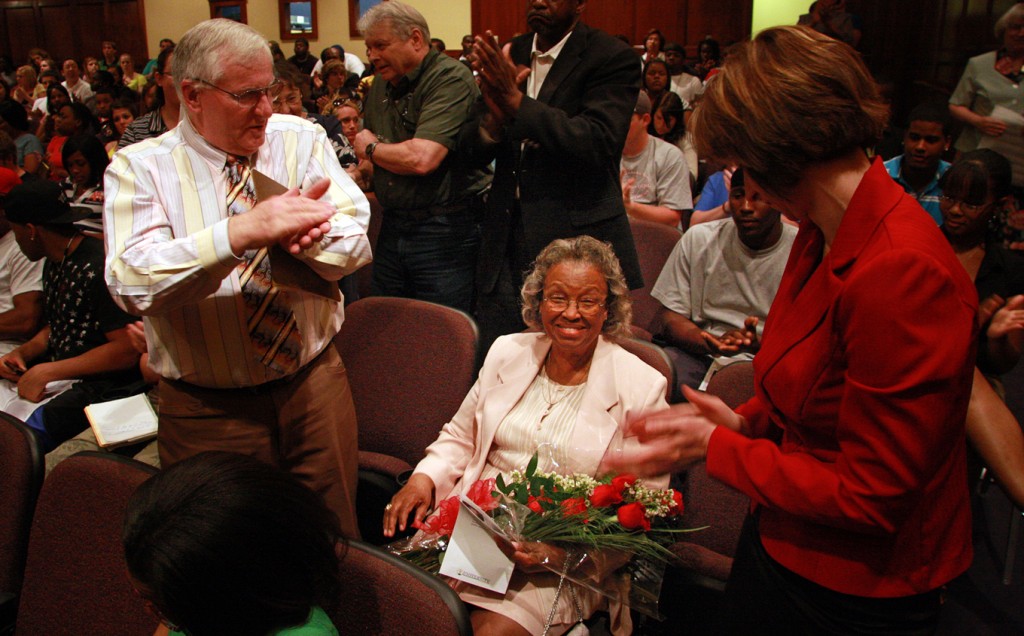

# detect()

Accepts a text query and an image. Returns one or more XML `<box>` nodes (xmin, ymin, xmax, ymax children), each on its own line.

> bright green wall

<box><xmin>751</xmin><ymin>0</ymin><xmax>809</xmax><ymax>36</ymax></box>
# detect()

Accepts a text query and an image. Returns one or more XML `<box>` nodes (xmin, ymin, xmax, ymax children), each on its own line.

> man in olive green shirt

<box><xmin>354</xmin><ymin>1</ymin><xmax>490</xmax><ymax>312</ymax></box>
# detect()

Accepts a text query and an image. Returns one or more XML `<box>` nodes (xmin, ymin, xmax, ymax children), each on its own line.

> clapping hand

<box><xmin>228</xmin><ymin>179</ymin><xmax>335</xmax><ymax>256</ymax></box>
<box><xmin>703</xmin><ymin>316</ymin><xmax>760</xmax><ymax>355</ymax></box>
<box><xmin>471</xmin><ymin>31</ymin><xmax>530</xmax><ymax>126</ymax></box>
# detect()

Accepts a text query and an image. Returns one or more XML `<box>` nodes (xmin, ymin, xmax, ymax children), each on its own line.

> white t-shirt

<box><xmin>62</xmin><ymin>79</ymin><xmax>94</xmax><ymax>104</ymax></box>
<box><xmin>0</xmin><ymin>231</ymin><xmax>44</xmax><ymax>355</ymax></box>
<box><xmin>651</xmin><ymin>218</ymin><xmax>797</xmax><ymax>359</ymax></box>
<box><xmin>670</xmin><ymin>73</ymin><xmax>703</xmax><ymax>104</ymax></box>
<box><xmin>620</xmin><ymin>135</ymin><xmax>693</xmax><ymax>213</ymax></box>
<box><xmin>31</xmin><ymin>96</ymin><xmax>47</xmax><ymax>117</ymax></box>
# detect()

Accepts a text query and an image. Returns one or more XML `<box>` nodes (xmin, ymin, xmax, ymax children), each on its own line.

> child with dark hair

<box><xmin>106</xmin><ymin>97</ymin><xmax>138</xmax><ymax>156</ymax></box>
<box><xmin>883</xmin><ymin>101</ymin><xmax>952</xmax><ymax>224</ymax></box>
<box><xmin>937</xmin><ymin>149</ymin><xmax>1024</xmax><ymax>515</ymax></box>
<box><xmin>46</xmin><ymin>102</ymin><xmax>95</xmax><ymax>182</ymax></box>
<box><xmin>60</xmin><ymin>133</ymin><xmax>109</xmax><ymax>229</ymax></box>
<box><xmin>92</xmin><ymin>85</ymin><xmax>118</xmax><ymax>144</ymax></box>
<box><xmin>123</xmin><ymin>451</ymin><xmax>344</xmax><ymax>636</ymax></box>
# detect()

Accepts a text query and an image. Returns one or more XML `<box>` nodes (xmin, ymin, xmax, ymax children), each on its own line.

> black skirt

<box><xmin>721</xmin><ymin>512</ymin><xmax>943</xmax><ymax>635</ymax></box>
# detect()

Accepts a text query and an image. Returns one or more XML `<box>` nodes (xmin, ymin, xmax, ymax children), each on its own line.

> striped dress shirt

<box><xmin>103</xmin><ymin>113</ymin><xmax>372</xmax><ymax>388</ymax></box>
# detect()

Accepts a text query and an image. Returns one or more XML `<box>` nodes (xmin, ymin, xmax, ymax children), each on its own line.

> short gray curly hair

<box><xmin>520</xmin><ymin>236</ymin><xmax>632</xmax><ymax>339</ymax></box>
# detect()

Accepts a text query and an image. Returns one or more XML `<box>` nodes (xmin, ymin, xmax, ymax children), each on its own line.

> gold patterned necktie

<box><xmin>224</xmin><ymin>155</ymin><xmax>303</xmax><ymax>376</ymax></box>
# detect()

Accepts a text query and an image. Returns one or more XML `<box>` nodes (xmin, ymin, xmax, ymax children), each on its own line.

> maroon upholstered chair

<box><xmin>324</xmin><ymin>540</ymin><xmax>470</xmax><ymax>636</ymax></box>
<box><xmin>667</xmin><ymin>362</ymin><xmax>754</xmax><ymax>588</ymax></box>
<box><xmin>626</xmin><ymin>217</ymin><xmax>681</xmax><ymax>341</ymax></box>
<box><xmin>614</xmin><ymin>336</ymin><xmax>676</xmax><ymax>402</ymax></box>
<box><xmin>15</xmin><ymin>452</ymin><xmax>159</xmax><ymax>636</ymax></box>
<box><xmin>355</xmin><ymin>192</ymin><xmax>385</xmax><ymax>301</ymax></box>
<box><xmin>0</xmin><ymin>413</ymin><xmax>43</xmax><ymax>632</ymax></box>
<box><xmin>334</xmin><ymin>297</ymin><xmax>479</xmax><ymax>544</ymax></box>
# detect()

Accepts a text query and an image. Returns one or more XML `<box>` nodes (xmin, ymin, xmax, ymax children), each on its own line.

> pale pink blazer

<box><xmin>415</xmin><ymin>332</ymin><xmax>670</xmax><ymax>502</ymax></box>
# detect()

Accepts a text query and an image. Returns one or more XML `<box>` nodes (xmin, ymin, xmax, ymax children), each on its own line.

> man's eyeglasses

<box><xmin>197</xmin><ymin>78</ymin><xmax>281</xmax><ymax>108</ymax></box>
<box><xmin>939</xmin><ymin>196</ymin><xmax>992</xmax><ymax>215</ymax></box>
<box><xmin>542</xmin><ymin>295</ymin><xmax>606</xmax><ymax>314</ymax></box>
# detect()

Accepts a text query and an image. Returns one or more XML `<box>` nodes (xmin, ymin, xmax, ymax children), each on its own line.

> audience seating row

<box><xmin>0</xmin><ymin>448</ymin><xmax>470</xmax><ymax>635</ymax></box>
<box><xmin>0</xmin><ymin>204</ymin><xmax>743</xmax><ymax>632</ymax></box>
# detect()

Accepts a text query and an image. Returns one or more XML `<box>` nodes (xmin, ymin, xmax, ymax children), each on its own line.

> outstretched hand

<box><xmin>604</xmin><ymin>386</ymin><xmax>746</xmax><ymax>477</ymax></box>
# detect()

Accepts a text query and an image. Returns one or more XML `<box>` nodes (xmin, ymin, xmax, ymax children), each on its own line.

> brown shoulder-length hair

<box><xmin>520</xmin><ymin>236</ymin><xmax>632</xmax><ymax>339</ymax></box>
<box><xmin>692</xmin><ymin>25</ymin><xmax>889</xmax><ymax>197</ymax></box>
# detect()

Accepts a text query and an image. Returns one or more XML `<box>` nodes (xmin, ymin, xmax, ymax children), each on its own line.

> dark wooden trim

<box><xmin>278</xmin><ymin>0</ymin><xmax>317</xmax><ymax>41</ymax></box>
<box><xmin>209</xmin><ymin>0</ymin><xmax>247</xmax><ymax>23</ymax></box>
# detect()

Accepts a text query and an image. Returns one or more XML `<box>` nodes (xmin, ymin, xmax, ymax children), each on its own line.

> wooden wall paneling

<box><xmin>0</xmin><ymin>0</ymin><xmax>147</xmax><ymax>72</ymax></box>
<box><xmin>39</xmin><ymin>2</ymin><xmax>77</xmax><ymax>62</ymax></box>
<box><xmin>684</xmin><ymin>0</ymin><xmax>751</xmax><ymax>52</ymax></box>
<box><xmin>74</xmin><ymin>0</ymin><xmax>110</xmax><ymax>63</ymax></box>
<box><xmin>2</xmin><ymin>4</ymin><xmax>39</xmax><ymax>65</ymax></box>
<box><xmin>634</xmin><ymin>0</ymin><xmax>685</xmax><ymax>47</ymax></box>
<box><xmin>101</xmin><ymin>0</ymin><xmax>148</xmax><ymax>66</ymax></box>
<box><xmin>467</xmin><ymin>0</ymin><xmax>728</xmax><ymax>62</ymax></box>
<box><xmin>470</xmin><ymin>0</ymin><xmax>525</xmax><ymax>43</ymax></box>
<box><xmin>583</xmin><ymin>0</ymin><xmax>632</xmax><ymax>41</ymax></box>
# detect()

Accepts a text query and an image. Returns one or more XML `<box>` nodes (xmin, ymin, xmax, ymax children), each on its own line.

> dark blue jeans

<box><xmin>371</xmin><ymin>210</ymin><xmax>480</xmax><ymax>313</ymax></box>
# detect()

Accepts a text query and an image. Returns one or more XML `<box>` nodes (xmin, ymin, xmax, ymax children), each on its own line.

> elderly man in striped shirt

<box><xmin>103</xmin><ymin>18</ymin><xmax>372</xmax><ymax>538</ymax></box>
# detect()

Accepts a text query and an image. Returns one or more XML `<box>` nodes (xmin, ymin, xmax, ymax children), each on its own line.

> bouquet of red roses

<box><xmin>387</xmin><ymin>454</ymin><xmax>701</xmax><ymax>619</ymax></box>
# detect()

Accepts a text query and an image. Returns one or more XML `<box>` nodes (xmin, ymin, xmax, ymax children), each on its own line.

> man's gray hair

<box><xmin>357</xmin><ymin>0</ymin><xmax>430</xmax><ymax>42</ymax></box>
<box><xmin>172</xmin><ymin>19</ymin><xmax>272</xmax><ymax>100</ymax></box>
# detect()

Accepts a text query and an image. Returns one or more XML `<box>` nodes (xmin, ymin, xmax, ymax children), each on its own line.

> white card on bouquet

<box><xmin>438</xmin><ymin>496</ymin><xmax>515</xmax><ymax>594</ymax></box>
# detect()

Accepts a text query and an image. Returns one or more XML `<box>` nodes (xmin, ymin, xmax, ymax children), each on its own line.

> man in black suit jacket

<box><xmin>467</xmin><ymin>0</ymin><xmax>642</xmax><ymax>352</ymax></box>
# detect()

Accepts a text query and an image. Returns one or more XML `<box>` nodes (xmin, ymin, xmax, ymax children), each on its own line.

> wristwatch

<box><xmin>365</xmin><ymin>142</ymin><xmax>379</xmax><ymax>165</ymax></box>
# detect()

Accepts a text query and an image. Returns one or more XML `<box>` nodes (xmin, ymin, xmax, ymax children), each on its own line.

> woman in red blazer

<box><xmin>612</xmin><ymin>26</ymin><xmax>977</xmax><ymax>633</ymax></box>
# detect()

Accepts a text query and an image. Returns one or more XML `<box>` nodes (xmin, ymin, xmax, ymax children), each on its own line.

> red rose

<box><xmin>527</xmin><ymin>495</ymin><xmax>553</xmax><ymax>513</ymax></box>
<box><xmin>668</xmin><ymin>489</ymin><xmax>684</xmax><ymax>517</ymax></box>
<box><xmin>589</xmin><ymin>484</ymin><xmax>624</xmax><ymax>508</ymax></box>
<box><xmin>416</xmin><ymin>495</ymin><xmax>460</xmax><ymax>537</ymax></box>
<box><xmin>611</xmin><ymin>474</ymin><xmax>638</xmax><ymax>492</ymax></box>
<box><xmin>467</xmin><ymin>478</ymin><xmax>500</xmax><ymax>512</ymax></box>
<box><xmin>617</xmin><ymin>502</ymin><xmax>651</xmax><ymax>531</ymax></box>
<box><xmin>561</xmin><ymin>497</ymin><xmax>588</xmax><ymax>517</ymax></box>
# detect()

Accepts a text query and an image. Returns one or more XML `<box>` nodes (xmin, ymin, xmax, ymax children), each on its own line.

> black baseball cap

<box><xmin>4</xmin><ymin>180</ymin><xmax>92</xmax><ymax>225</ymax></box>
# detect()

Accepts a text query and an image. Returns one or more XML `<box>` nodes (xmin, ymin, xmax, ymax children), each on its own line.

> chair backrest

<box><xmin>325</xmin><ymin>540</ymin><xmax>470</xmax><ymax>636</ymax></box>
<box><xmin>704</xmin><ymin>361</ymin><xmax>755</xmax><ymax>409</ymax></box>
<box><xmin>627</xmin><ymin>217</ymin><xmax>681</xmax><ymax>339</ymax></box>
<box><xmin>15</xmin><ymin>453</ymin><xmax>159</xmax><ymax>636</ymax></box>
<box><xmin>614</xmin><ymin>337</ymin><xmax>676</xmax><ymax>402</ymax></box>
<box><xmin>335</xmin><ymin>297</ymin><xmax>479</xmax><ymax>467</ymax></box>
<box><xmin>0</xmin><ymin>413</ymin><xmax>43</xmax><ymax>599</ymax></box>
<box><xmin>356</xmin><ymin>192</ymin><xmax>385</xmax><ymax>301</ymax></box>
<box><xmin>671</xmin><ymin>360</ymin><xmax>755</xmax><ymax>581</ymax></box>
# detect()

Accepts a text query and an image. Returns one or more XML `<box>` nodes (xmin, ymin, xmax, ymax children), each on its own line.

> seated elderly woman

<box><xmin>384</xmin><ymin>236</ymin><xmax>670</xmax><ymax>636</ymax></box>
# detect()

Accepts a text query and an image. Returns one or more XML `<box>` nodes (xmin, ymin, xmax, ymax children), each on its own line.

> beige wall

<box><xmin>144</xmin><ymin>0</ymin><xmax>471</xmax><ymax>62</ymax></box>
